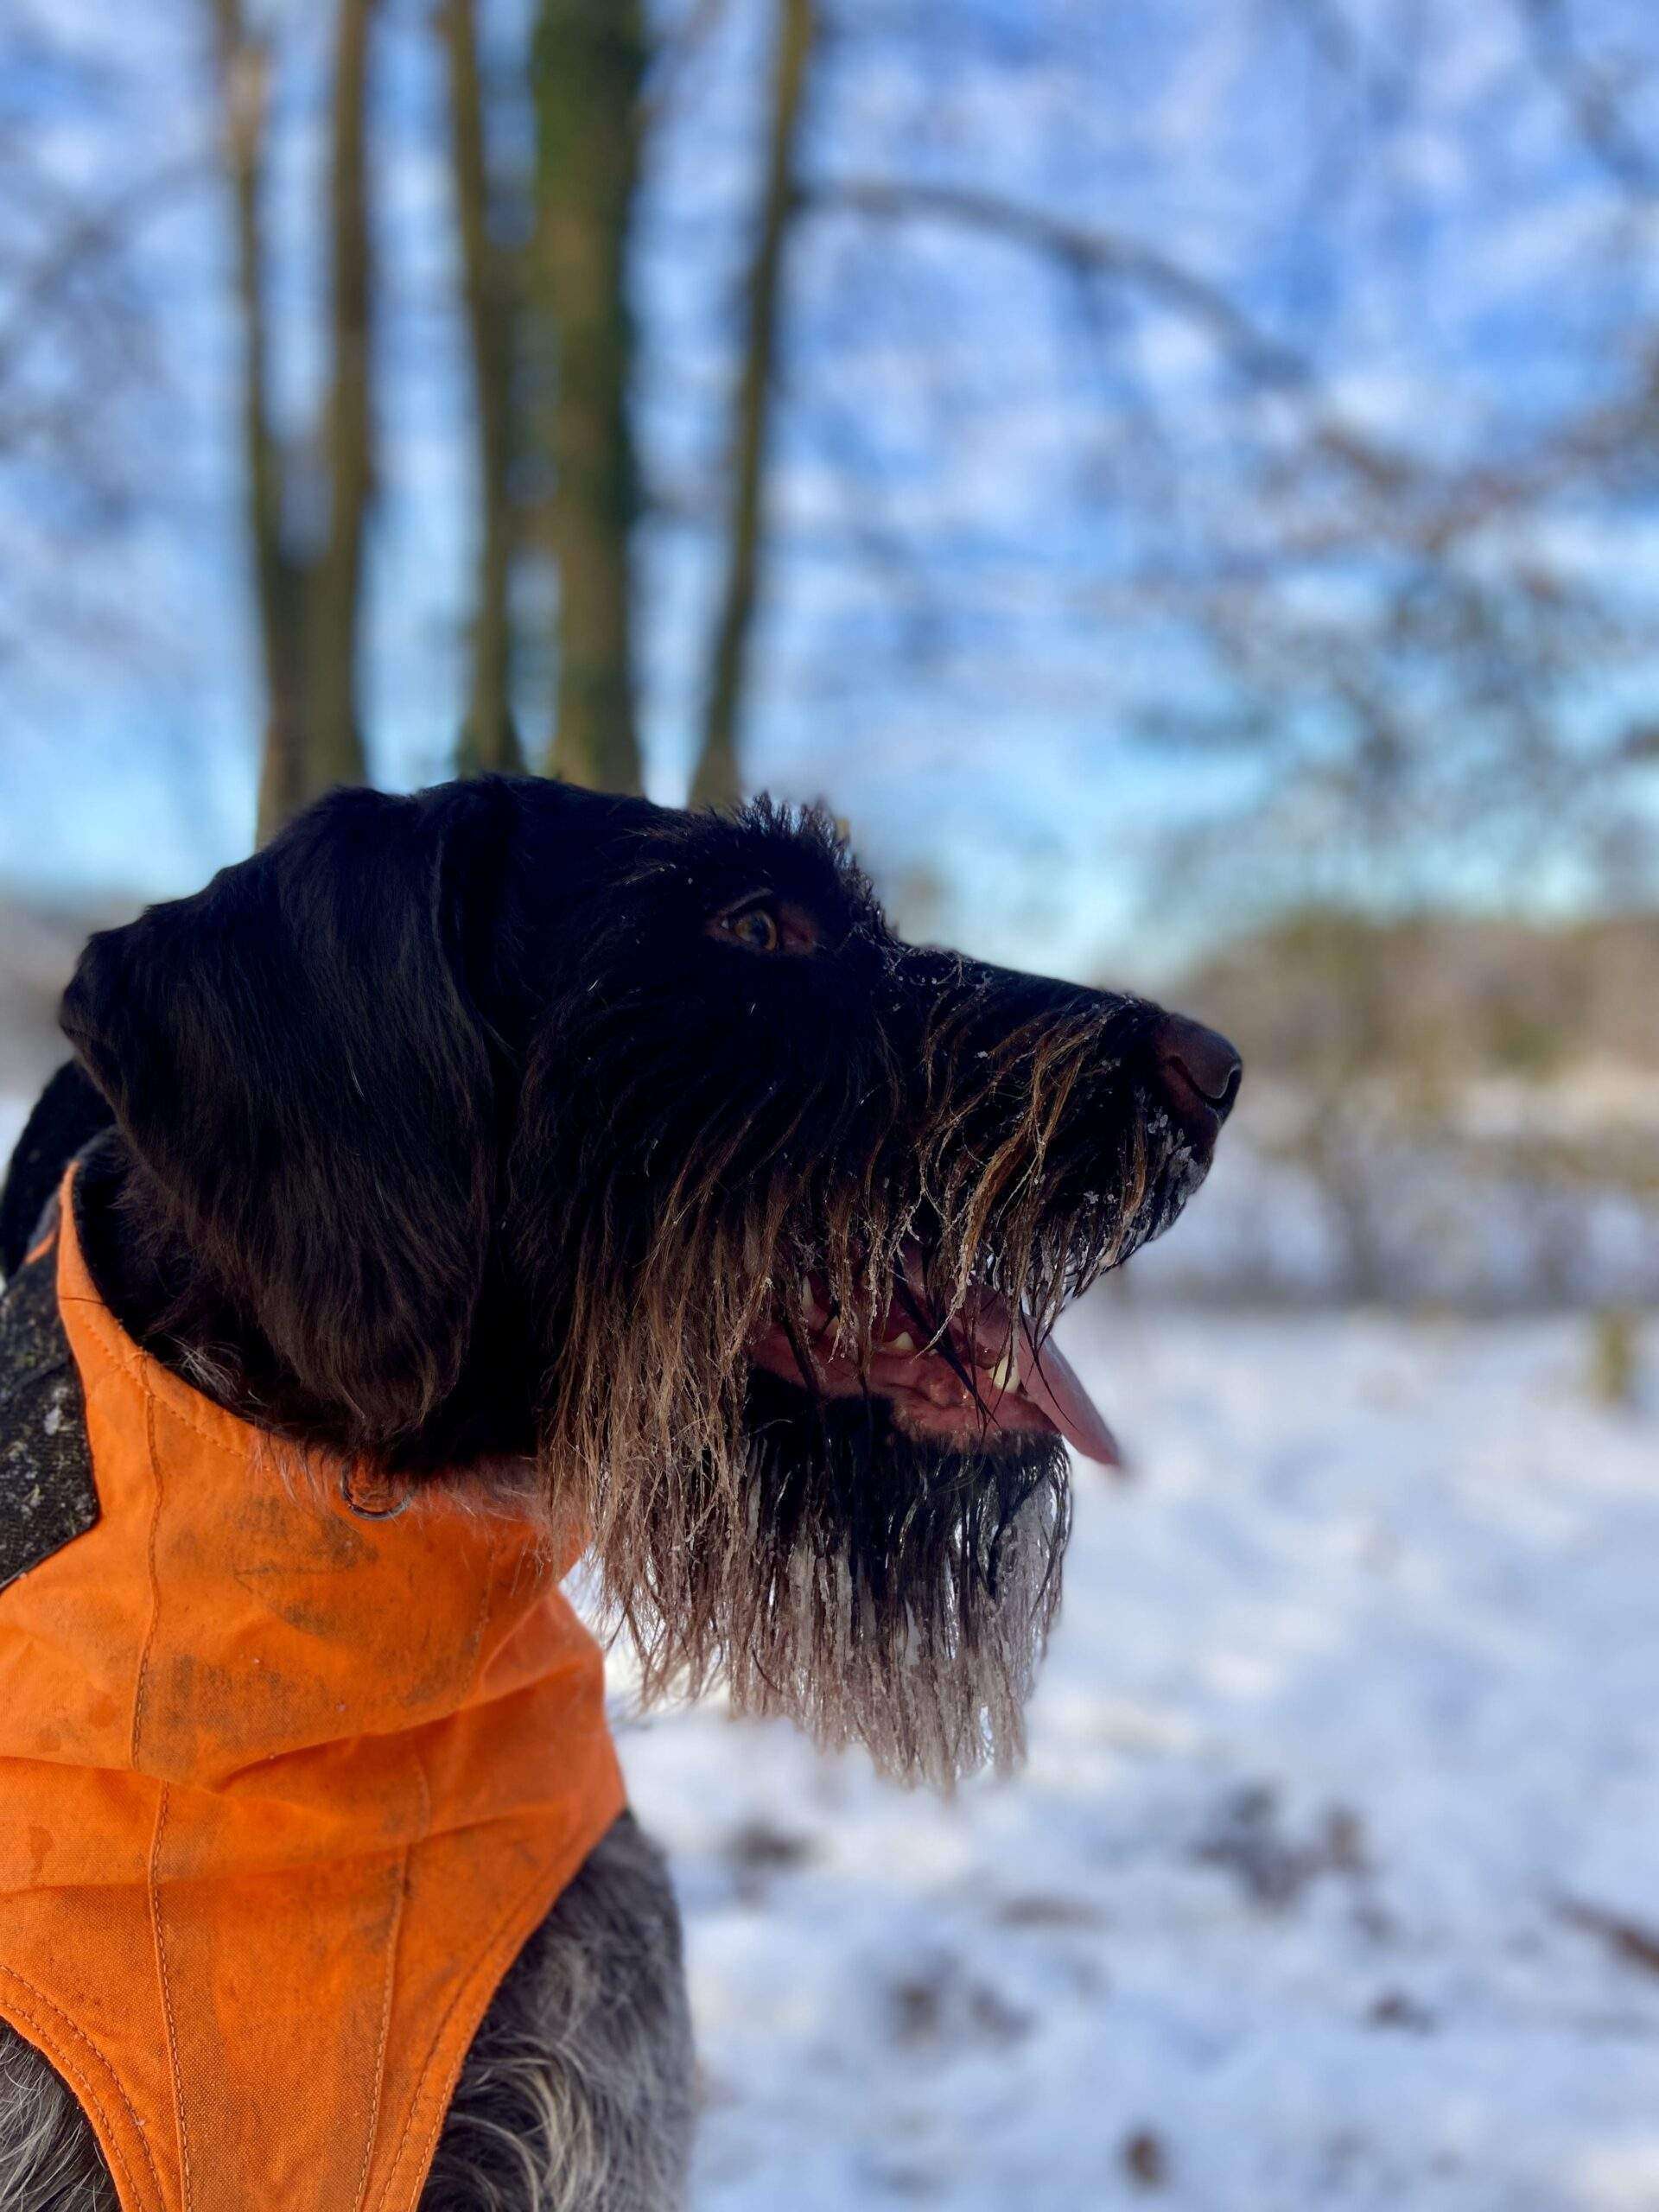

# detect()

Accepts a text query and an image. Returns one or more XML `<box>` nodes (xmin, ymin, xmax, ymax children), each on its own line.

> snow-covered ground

<box><xmin>613</xmin><ymin>1300</ymin><xmax>1659</xmax><ymax>2212</ymax></box>
<box><xmin>9</xmin><ymin>1087</ymin><xmax>1659</xmax><ymax>2207</ymax></box>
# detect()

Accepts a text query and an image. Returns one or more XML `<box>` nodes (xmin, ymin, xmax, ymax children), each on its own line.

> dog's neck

<box><xmin>72</xmin><ymin>1135</ymin><xmax>539</xmax><ymax>1478</ymax></box>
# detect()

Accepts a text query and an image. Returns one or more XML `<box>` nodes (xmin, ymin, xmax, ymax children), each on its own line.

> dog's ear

<box><xmin>61</xmin><ymin>783</ymin><xmax>507</xmax><ymax>1442</ymax></box>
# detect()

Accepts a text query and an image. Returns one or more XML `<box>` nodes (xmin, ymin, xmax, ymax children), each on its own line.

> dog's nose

<box><xmin>1152</xmin><ymin>1014</ymin><xmax>1243</xmax><ymax>1138</ymax></box>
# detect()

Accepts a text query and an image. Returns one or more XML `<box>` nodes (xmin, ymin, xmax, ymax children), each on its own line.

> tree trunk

<box><xmin>208</xmin><ymin>0</ymin><xmax>308</xmax><ymax>836</ymax></box>
<box><xmin>210</xmin><ymin>0</ymin><xmax>375</xmax><ymax>846</ymax></box>
<box><xmin>442</xmin><ymin>0</ymin><xmax>523</xmax><ymax>774</ymax></box>
<box><xmin>690</xmin><ymin>0</ymin><xmax>814</xmax><ymax>810</ymax></box>
<box><xmin>531</xmin><ymin>0</ymin><xmax>645</xmax><ymax>793</ymax></box>
<box><xmin>300</xmin><ymin>0</ymin><xmax>375</xmax><ymax>810</ymax></box>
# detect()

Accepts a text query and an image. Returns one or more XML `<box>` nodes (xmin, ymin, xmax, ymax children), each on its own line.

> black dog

<box><xmin>0</xmin><ymin>776</ymin><xmax>1237</xmax><ymax>2209</ymax></box>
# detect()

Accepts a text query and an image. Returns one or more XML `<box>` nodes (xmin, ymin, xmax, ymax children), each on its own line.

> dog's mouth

<box><xmin>747</xmin><ymin>1245</ymin><xmax>1120</xmax><ymax>1467</ymax></box>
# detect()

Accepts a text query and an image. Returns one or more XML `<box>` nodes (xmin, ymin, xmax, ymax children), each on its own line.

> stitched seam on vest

<box><xmin>129</xmin><ymin>1383</ymin><xmax>163</xmax><ymax>1768</ymax></box>
<box><xmin>0</xmin><ymin>1969</ymin><xmax>166</xmax><ymax>2212</ymax></box>
<box><xmin>134</xmin><ymin>1373</ymin><xmax>194</xmax><ymax>2210</ymax></box>
<box><xmin>350</xmin><ymin>1750</ymin><xmax>426</xmax><ymax>2212</ymax></box>
<box><xmin>379</xmin><ymin>1882</ymin><xmax>559</xmax><ymax>2212</ymax></box>
<box><xmin>373</xmin><ymin>1784</ymin><xmax>625</xmax><ymax>2212</ymax></box>
<box><xmin>54</xmin><ymin>1164</ymin><xmax>249</xmax><ymax>1468</ymax></box>
<box><xmin>379</xmin><ymin>1639</ymin><xmax>632</xmax><ymax>2208</ymax></box>
<box><xmin>146</xmin><ymin>1787</ymin><xmax>194</xmax><ymax>2211</ymax></box>
<box><xmin>373</xmin><ymin>1545</ymin><xmax>503</xmax><ymax>2211</ymax></box>
<box><xmin>60</xmin><ymin>1298</ymin><xmax>250</xmax><ymax>1466</ymax></box>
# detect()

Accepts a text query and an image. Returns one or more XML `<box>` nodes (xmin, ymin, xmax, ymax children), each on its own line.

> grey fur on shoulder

<box><xmin>0</xmin><ymin>1814</ymin><xmax>694</xmax><ymax>2212</ymax></box>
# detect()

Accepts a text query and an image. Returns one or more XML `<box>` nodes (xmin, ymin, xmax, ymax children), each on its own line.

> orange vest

<box><xmin>0</xmin><ymin>1167</ymin><xmax>625</xmax><ymax>2212</ymax></box>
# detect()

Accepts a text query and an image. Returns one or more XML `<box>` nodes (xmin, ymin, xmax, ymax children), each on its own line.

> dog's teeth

<box><xmin>988</xmin><ymin>1344</ymin><xmax>1018</xmax><ymax>1394</ymax></box>
<box><xmin>883</xmin><ymin>1329</ymin><xmax>917</xmax><ymax>1354</ymax></box>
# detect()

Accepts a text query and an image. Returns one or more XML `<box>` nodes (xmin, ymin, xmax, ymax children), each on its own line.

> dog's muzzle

<box><xmin>747</xmin><ymin>1240</ymin><xmax>1122</xmax><ymax>1465</ymax></box>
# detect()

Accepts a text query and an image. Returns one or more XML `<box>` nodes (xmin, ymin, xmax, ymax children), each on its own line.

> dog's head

<box><xmin>63</xmin><ymin>777</ymin><xmax>1238</xmax><ymax>1780</ymax></box>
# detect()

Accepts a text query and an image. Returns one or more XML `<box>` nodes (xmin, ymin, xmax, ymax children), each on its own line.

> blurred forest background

<box><xmin>7</xmin><ymin>10</ymin><xmax>1659</xmax><ymax>2205</ymax></box>
<box><xmin>3</xmin><ymin>0</ymin><xmax>1659</xmax><ymax>1316</ymax></box>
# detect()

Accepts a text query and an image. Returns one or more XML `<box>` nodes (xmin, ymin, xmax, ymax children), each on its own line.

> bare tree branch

<box><xmin>1518</xmin><ymin>0</ymin><xmax>1659</xmax><ymax>200</ymax></box>
<box><xmin>807</xmin><ymin>176</ymin><xmax>1311</xmax><ymax>388</ymax></box>
<box><xmin>0</xmin><ymin>157</ymin><xmax>204</xmax><ymax>400</ymax></box>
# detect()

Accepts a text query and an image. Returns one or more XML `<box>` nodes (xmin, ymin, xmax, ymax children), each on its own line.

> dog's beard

<box><xmin>726</xmin><ymin>1376</ymin><xmax>1070</xmax><ymax>1783</ymax></box>
<box><xmin>544</xmin><ymin>1205</ymin><xmax>1073</xmax><ymax>1786</ymax></box>
<box><xmin>513</xmin><ymin>969</ymin><xmax>1201</xmax><ymax>1785</ymax></box>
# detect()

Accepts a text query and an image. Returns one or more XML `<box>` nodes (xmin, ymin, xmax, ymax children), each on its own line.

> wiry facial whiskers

<box><xmin>510</xmin><ymin>929</ymin><xmax>1197</xmax><ymax>1783</ymax></box>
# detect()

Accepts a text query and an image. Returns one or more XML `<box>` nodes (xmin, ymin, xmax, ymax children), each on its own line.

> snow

<box><xmin>609</xmin><ymin>1299</ymin><xmax>1659</xmax><ymax>2211</ymax></box>
<box><xmin>9</xmin><ymin>1080</ymin><xmax>1659</xmax><ymax>2205</ymax></box>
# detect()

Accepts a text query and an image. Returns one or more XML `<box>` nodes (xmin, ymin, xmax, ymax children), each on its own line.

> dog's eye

<box><xmin>707</xmin><ymin>898</ymin><xmax>820</xmax><ymax>956</ymax></box>
<box><xmin>729</xmin><ymin>906</ymin><xmax>780</xmax><ymax>953</ymax></box>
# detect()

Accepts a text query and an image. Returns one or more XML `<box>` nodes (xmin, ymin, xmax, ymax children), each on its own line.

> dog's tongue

<box><xmin>896</xmin><ymin>1247</ymin><xmax>1121</xmax><ymax>1469</ymax></box>
<box><xmin>1014</xmin><ymin>1316</ymin><xmax>1122</xmax><ymax>1469</ymax></box>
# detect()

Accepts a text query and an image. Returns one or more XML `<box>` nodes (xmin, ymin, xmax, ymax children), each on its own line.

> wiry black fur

<box><xmin>33</xmin><ymin>772</ymin><xmax>1237</xmax><ymax>1779</ymax></box>
<box><xmin>51</xmin><ymin>779</ymin><xmax>1221</xmax><ymax>1486</ymax></box>
<box><xmin>3</xmin><ymin>772</ymin><xmax>1237</xmax><ymax>2208</ymax></box>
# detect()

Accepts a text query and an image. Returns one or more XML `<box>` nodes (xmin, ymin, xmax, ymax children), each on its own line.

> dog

<box><xmin>0</xmin><ymin>774</ymin><xmax>1239</xmax><ymax>2210</ymax></box>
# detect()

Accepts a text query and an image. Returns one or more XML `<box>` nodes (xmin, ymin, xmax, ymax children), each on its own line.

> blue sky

<box><xmin>3</xmin><ymin>0</ymin><xmax>1658</xmax><ymax>981</ymax></box>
